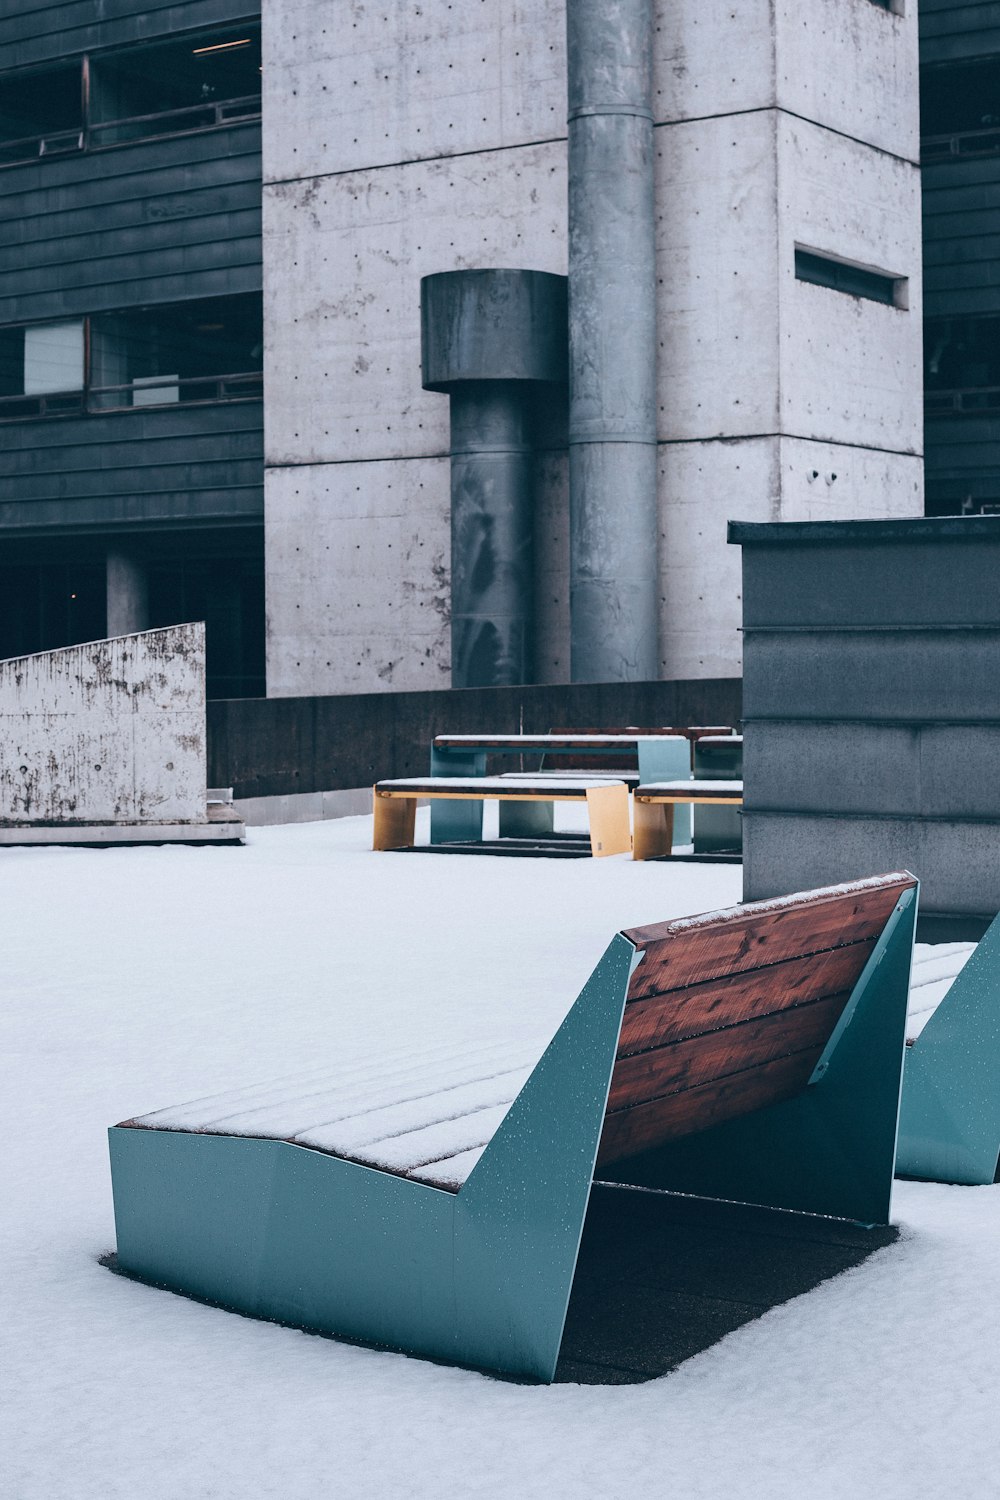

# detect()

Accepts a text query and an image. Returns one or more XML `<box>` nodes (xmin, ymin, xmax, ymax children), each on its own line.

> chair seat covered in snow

<box><xmin>897</xmin><ymin>911</ymin><xmax>1000</xmax><ymax>1186</ymax></box>
<box><xmin>108</xmin><ymin>871</ymin><xmax>917</xmax><ymax>1382</ymax></box>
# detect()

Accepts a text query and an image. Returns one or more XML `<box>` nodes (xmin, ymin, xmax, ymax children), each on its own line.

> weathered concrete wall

<box><xmin>734</xmin><ymin>517</ymin><xmax>1000</xmax><ymax>918</ymax></box>
<box><xmin>0</xmin><ymin>624</ymin><xmax>206</xmax><ymax>824</ymax></box>
<box><xmin>263</xmin><ymin>0</ymin><xmax>923</xmax><ymax>695</ymax></box>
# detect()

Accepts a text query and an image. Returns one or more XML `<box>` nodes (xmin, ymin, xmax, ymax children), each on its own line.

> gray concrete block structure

<box><xmin>263</xmin><ymin>0</ymin><xmax>924</xmax><ymax>697</ymax></box>
<box><xmin>732</xmin><ymin>516</ymin><xmax>1000</xmax><ymax>918</ymax></box>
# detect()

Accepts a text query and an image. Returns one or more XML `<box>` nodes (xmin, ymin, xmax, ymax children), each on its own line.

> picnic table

<box><xmin>428</xmin><ymin>732</ymin><xmax>692</xmax><ymax>844</ymax></box>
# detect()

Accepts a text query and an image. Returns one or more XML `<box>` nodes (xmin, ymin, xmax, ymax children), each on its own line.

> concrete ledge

<box><xmin>0</xmin><ymin>815</ymin><xmax>246</xmax><ymax>847</ymax></box>
<box><xmin>233</xmin><ymin>787</ymin><xmax>371</xmax><ymax>827</ymax></box>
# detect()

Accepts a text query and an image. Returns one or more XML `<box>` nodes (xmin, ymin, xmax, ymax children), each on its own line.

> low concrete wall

<box><xmin>0</xmin><ymin>623</ymin><xmax>206</xmax><ymax>825</ymax></box>
<box><xmin>207</xmin><ymin>677</ymin><xmax>742</xmax><ymax>800</ymax></box>
<box><xmin>730</xmin><ymin>517</ymin><xmax>1000</xmax><ymax>918</ymax></box>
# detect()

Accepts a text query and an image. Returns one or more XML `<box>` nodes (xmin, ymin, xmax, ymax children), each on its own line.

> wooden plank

<box><xmin>596</xmin><ymin>1048</ymin><xmax>824</xmax><ymax>1167</ymax></box>
<box><xmin>607</xmin><ymin>993</ymin><xmax>848</xmax><ymax>1113</ymax></box>
<box><xmin>617</xmin><ymin>942</ymin><xmax>876</xmax><ymax>1054</ymax></box>
<box><xmin>375</xmin><ymin>777</ymin><xmax>607</xmax><ymax>800</ymax></box>
<box><xmin>623</xmin><ymin>875</ymin><xmax>913</xmax><ymax>1001</ymax></box>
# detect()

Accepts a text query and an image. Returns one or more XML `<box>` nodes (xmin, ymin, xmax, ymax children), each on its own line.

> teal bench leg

<box><xmin>637</xmin><ymin>737</ymin><xmax>691</xmax><ymax>845</ymax></box>
<box><xmin>897</xmin><ymin>912</ymin><xmax>1000</xmax><ymax>1185</ymax></box>
<box><xmin>429</xmin><ymin>746</ymin><xmax>486</xmax><ymax>843</ymax></box>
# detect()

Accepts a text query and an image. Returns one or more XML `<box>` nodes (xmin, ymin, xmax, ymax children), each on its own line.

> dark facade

<box><xmin>732</xmin><ymin>516</ymin><xmax>1000</xmax><ymax>923</ymax></box>
<box><xmin>921</xmin><ymin>0</ymin><xmax>1000</xmax><ymax>516</ymax></box>
<box><xmin>0</xmin><ymin>0</ymin><xmax>263</xmax><ymax>696</ymax></box>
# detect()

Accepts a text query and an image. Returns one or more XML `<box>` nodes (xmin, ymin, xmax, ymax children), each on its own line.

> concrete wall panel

<box><xmin>263</xmin><ymin>142</ymin><xmax>567</xmax><ymax>470</ymax></box>
<box><xmin>654</xmin><ymin>113</ymin><xmax>780</xmax><ymax>442</ymax></box>
<box><xmin>777</xmin><ymin>117</ymin><xmax>923</xmax><ymax>453</ymax></box>
<box><xmin>0</xmin><ymin>624</ymin><xmax>205</xmax><ymax>824</ymax></box>
<box><xmin>775</xmin><ymin>440</ymin><xmax>923</xmax><ymax>533</ymax></box>
<box><xmin>652</xmin><ymin>0</ymin><xmax>919</xmax><ymax>162</ymax></box>
<box><xmin>775</xmin><ymin>0</ymin><xmax>919</xmax><ymax>162</ymax></box>
<box><xmin>662</xmin><ymin>439</ymin><xmax>921</xmax><ymax>681</ymax></box>
<box><xmin>266</xmin><ymin>459</ymin><xmax>451</xmax><ymax>697</ymax></box>
<box><xmin>651</xmin><ymin>0</ymin><xmax>776</xmax><ymax>124</ymax></box>
<box><xmin>263</xmin><ymin>0</ymin><xmax>566</xmax><ymax>184</ymax></box>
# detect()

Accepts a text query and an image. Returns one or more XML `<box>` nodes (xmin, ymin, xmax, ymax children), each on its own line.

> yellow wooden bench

<box><xmin>373</xmin><ymin>775</ymin><xmax>632</xmax><ymax>857</ymax></box>
<box><xmin>632</xmin><ymin>778</ymin><xmax>743</xmax><ymax>860</ymax></box>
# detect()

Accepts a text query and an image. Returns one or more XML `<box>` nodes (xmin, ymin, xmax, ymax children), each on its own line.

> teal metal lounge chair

<box><xmin>897</xmin><ymin>912</ymin><xmax>1000</xmax><ymax>1186</ymax></box>
<box><xmin>109</xmin><ymin>871</ymin><xmax>917</xmax><ymax>1383</ymax></box>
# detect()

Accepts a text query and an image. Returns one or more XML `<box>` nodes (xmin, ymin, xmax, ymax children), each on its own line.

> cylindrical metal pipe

<box><xmin>449</xmin><ymin>382</ymin><xmax>534</xmax><ymax>687</ymax></box>
<box><xmin>421</xmin><ymin>270</ymin><xmax>568</xmax><ymax>688</ymax></box>
<box><xmin>567</xmin><ymin>0</ymin><xmax>658</xmax><ymax>681</ymax></box>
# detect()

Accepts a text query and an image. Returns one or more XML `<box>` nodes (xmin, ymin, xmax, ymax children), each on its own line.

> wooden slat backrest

<box><xmin>596</xmin><ymin>873</ymin><xmax>916</xmax><ymax>1169</ymax></box>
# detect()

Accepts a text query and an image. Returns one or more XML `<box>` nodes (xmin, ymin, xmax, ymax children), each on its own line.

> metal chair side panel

<box><xmin>108</xmin><ymin>935</ymin><xmax>636</xmax><ymax>1382</ymax></box>
<box><xmin>636</xmin><ymin>737</ymin><xmax>691</xmax><ymax>844</ymax></box>
<box><xmin>428</xmin><ymin>745</ymin><xmax>487</xmax><ymax>843</ymax></box>
<box><xmin>897</xmin><ymin>909</ymin><xmax>1000</xmax><ymax>1185</ymax></box>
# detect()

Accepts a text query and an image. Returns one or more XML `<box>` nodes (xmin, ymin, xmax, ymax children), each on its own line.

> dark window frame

<box><xmin>794</xmin><ymin>247</ymin><xmax>906</xmax><ymax>309</ymax></box>
<box><xmin>0</xmin><ymin>295</ymin><xmax>263</xmax><ymax>423</ymax></box>
<box><xmin>0</xmin><ymin>24</ymin><xmax>261</xmax><ymax>170</ymax></box>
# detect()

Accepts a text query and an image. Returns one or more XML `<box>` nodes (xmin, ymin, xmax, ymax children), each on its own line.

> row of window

<box><xmin>0</xmin><ymin>27</ymin><xmax>261</xmax><ymax>167</ymax></box>
<box><xmin>0</xmin><ymin>293</ymin><xmax>262</xmax><ymax>420</ymax></box>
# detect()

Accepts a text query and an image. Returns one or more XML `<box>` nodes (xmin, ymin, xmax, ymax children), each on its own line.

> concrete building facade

<box><xmin>0</xmin><ymin>1</ymin><xmax>939</xmax><ymax>700</ymax></box>
<box><xmin>262</xmin><ymin>0</ymin><xmax>924</xmax><ymax>697</ymax></box>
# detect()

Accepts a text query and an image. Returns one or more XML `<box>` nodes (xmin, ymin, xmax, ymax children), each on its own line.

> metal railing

<box><xmin>925</xmin><ymin>385</ymin><xmax>1000</xmax><ymax>417</ymax></box>
<box><xmin>0</xmin><ymin>94</ymin><xmax>260</xmax><ymax>169</ymax></box>
<box><xmin>0</xmin><ymin>370</ymin><xmax>262</xmax><ymax>423</ymax></box>
<box><xmin>922</xmin><ymin>125</ymin><xmax>1000</xmax><ymax>162</ymax></box>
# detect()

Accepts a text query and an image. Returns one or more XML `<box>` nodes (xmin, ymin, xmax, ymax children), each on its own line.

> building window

<box><xmin>0</xmin><ymin>320</ymin><xmax>86</xmax><ymax>417</ymax></box>
<box><xmin>794</xmin><ymin>248</ymin><xmax>904</xmax><ymax>308</ymax></box>
<box><xmin>921</xmin><ymin>58</ymin><xmax>1000</xmax><ymax>161</ymax></box>
<box><xmin>88</xmin><ymin>28</ymin><xmax>262</xmax><ymax>148</ymax></box>
<box><xmin>0</xmin><ymin>27</ymin><xmax>260</xmax><ymax>169</ymax></box>
<box><xmin>868</xmin><ymin>0</ymin><xmax>904</xmax><ymax>14</ymax></box>
<box><xmin>0</xmin><ymin>294</ymin><xmax>262</xmax><ymax>422</ymax></box>
<box><xmin>925</xmin><ymin>316</ymin><xmax>1000</xmax><ymax>416</ymax></box>
<box><xmin>0</xmin><ymin>63</ymin><xmax>83</xmax><ymax>166</ymax></box>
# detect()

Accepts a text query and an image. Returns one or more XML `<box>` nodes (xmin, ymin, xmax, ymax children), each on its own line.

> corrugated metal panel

<box><xmin>0</xmin><ymin>0</ymin><xmax>258</xmax><ymax>68</ymax></box>
<box><xmin>0</xmin><ymin>124</ymin><xmax>261</xmax><ymax>322</ymax></box>
<box><xmin>920</xmin><ymin>1</ymin><xmax>1000</xmax><ymax>64</ymax></box>
<box><xmin>922</xmin><ymin>157</ymin><xmax>1000</xmax><ymax>317</ymax></box>
<box><xmin>0</xmin><ymin>402</ymin><xmax>263</xmax><ymax>532</ymax></box>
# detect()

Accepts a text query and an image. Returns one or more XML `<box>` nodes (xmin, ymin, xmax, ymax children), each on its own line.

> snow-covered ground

<box><xmin>2</xmin><ymin>816</ymin><xmax>998</xmax><ymax>1499</ymax></box>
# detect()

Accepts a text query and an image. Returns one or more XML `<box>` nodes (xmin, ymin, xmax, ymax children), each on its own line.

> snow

<box><xmin>2</xmin><ymin>815</ymin><xmax>999</xmax><ymax>1499</ymax></box>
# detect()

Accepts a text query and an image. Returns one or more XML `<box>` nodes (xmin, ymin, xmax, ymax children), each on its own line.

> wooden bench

<box><xmin>897</xmin><ymin>910</ymin><xmax>1000</xmax><ymax>1185</ymax></box>
<box><xmin>372</xmin><ymin>775</ymin><xmax>632</xmax><ymax>857</ymax></box>
<box><xmin>632</xmin><ymin>779</ymin><xmax>743</xmax><ymax>860</ymax></box>
<box><xmin>429</xmin><ymin>733</ymin><xmax>691</xmax><ymax>843</ymax></box>
<box><xmin>108</xmin><ymin>871</ymin><xmax>917</xmax><ymax>1383</ymax></box>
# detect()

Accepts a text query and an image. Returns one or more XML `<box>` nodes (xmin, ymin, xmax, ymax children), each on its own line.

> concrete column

<box><xmin>106</xmin><ymin>550</ymin><xmax>149</xmax><ymax>637</ymax></box>
<box><xmin>421</xmin><ymin>269</ymin><xmax>568</xmax><ymax>688</ymax></box>
<box><xmin>567</xmin><ymin>0</ymin><xmax>658</xmax><ymax>682</ymax></box>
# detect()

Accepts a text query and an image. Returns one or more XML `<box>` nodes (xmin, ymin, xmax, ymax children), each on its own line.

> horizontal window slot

<box><xmin>794</xmin><ymin>248</ymin><xmax>903</xmax><ymax>307</ymax></box>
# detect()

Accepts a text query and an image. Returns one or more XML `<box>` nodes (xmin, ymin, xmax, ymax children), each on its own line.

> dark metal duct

<box><xmin>421</xmin><ymin>269</ymin><xmax>568</xmax><ymax>688</ymax></box>
<box><xmin>567</xmin><ymin>0</ymin><xmax>658</xmax><ymax>681</ymax></box>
